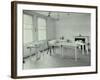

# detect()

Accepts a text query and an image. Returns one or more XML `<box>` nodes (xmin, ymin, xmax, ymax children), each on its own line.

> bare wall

<box><xmin>55</xmin><ymin>13</ymin><xmax>91</xmax><ymax>41</ymax></box>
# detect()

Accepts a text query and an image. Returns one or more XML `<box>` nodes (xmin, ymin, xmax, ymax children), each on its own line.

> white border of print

<box><xmin>17</xmin><ymin>3</ymin><xmax>96</xmax><ymax>76</ymax></box>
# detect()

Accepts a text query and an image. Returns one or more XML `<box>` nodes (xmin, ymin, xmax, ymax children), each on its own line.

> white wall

<box><xmin>0</xmin><ymin>0</ymin><xmax>100</xmax><ymax>80</ymax></box>
<box><xmin>56</xmin><ymin>13</ymin><xmax>90</xmax><ymax>41</ymax></box>
<box><xmin>47</xmin><ymin>18</ymin><xmax>56</xmax><ymax>40</ymax></box>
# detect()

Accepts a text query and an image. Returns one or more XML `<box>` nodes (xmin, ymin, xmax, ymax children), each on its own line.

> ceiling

<box><xmin>24</xmin><ymin>10</ymin><xmax>90</xmax><ymax>20</ymax></box>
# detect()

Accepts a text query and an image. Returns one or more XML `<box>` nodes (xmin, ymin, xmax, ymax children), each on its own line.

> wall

<box><xmin>47</xmin><ymin>18</ymin><xmax>56</xmax><ymax>40</ymax></box>
<box><xmin>56</xmin><ymin>13</ymin><xmax>90</xmax><ymax>41</ymax></box>
<box><xmin>0</xmin><ymin>0</ymin><xmax>100</xmax><ymax>80</ymax></box>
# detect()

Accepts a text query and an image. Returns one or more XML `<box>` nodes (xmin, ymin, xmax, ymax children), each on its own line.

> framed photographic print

<box><xmin>11</xmin><ymin>1</ymin><xmax>98</xmax><ymax>78</ymax></box>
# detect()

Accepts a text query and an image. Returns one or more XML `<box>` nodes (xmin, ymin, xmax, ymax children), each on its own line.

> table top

<box><xmin>55</xmin><ymin>42</ymin><xmax>78</xmax><ymax>47</ymax></box>
<box><xmin>26</xmin><ymin>40</ymin><xmax>85</xmax><ymax>49</ymax></box>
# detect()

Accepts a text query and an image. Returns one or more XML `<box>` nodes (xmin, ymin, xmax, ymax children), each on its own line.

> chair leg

<box><xmin>47</xmin><ymin>47</ymin><xmax>52</xmax><ymax>56</ymax></box>
<box><xmin>47</xmin><ymin>48</ymin><xmax>49</xmax><ymax>54</ymax></box>
<box><xmin>50</xmin><ymin>48</ymin><xmax>52</xmax><ymax>56</ymax></box>
<box><xmin>86</xmin><ymin>46</ymin><xmax>89</xmax><ymax>55</ymax></box>
<box><xmin>23</xmin><ymin>60</ymin><xmax>25</xmax><ymax>63</ymax></box>
<box><xmin>52</xmin><ymin>46</ymin><xmax>55</xmax><ymax>54</ymax></box>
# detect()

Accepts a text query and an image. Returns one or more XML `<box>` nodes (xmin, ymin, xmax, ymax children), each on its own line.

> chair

<box><xmin>47</xmin><ymin>40</ymin><xmax>56</xmax><ymax>56</ymax></box>
<box><xmin>38</xmin><ymin>40</ymin><xmax>48</xmax><ymax>57</ymax></box>
<box><xmin>85</xmin><ymin>43</ymin><xmax>90</xmax><ymax>55</ymax></box>
<box><xmin>23</xmin><ymin>42</ymin><xmax>37</xmax><ymax>63</ymax></box>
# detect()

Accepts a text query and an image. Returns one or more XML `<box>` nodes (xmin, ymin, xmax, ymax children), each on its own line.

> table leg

<box><xmin>29</xmin><ymin>48</ymin><xmax>32</xmax><ymax>54</ymax></box>
<box><xmin>75</xmin><ymin>46</ymin><xmax>77</xmax><ymax>61</ymax></box>
<box><xmin>61</xmin><ymin>45</ymin><xmax>63</xmax><ymax>56</ymax></box>
<box><xmin>86</xmin><ymin>46</ymin><xmax>89</xmax><ymax>55</ymax></box>
<box><xmin>35</xmin><ymin>48</ymin><xmax>39</xmax><ymax>60</ymax></box>
<box><xmin>82</xmin><ymin>45</ymin><xmax>84</xmax><ymax>55</ymax></box>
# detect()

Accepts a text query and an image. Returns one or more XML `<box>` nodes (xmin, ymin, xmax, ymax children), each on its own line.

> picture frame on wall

<box><xmin>11</xmin><ymin>1</ymin><xmax>98</xmax><ymax>78</ymax></box>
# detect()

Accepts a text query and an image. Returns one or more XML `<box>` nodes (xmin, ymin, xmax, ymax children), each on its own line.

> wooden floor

<box><xmin>23</xmin><ymin>47</ymin><xmax>91</xmax><ymax>70</ymax></box>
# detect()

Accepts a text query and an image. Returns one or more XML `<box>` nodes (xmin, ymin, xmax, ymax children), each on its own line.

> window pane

<box><xmin>38</xmin><ymin>30</ymin><xmax>46</xmax><ymax>40</ymax></box>
<box><xmin>38</xmin><ymin>18</ymin><xmax>46</xmax><ymax>28</ymax></box>
<box><xmin>37</xmin><ymin>17</ymin><xmax>46</xmax><ymax>40</ymax></box>
<box><xmin>24</xmin><ymin>30</ymin><xmax>33</xmax><ymax>43</ymax></box>
<box><xmin>24</xmin><ymin>24</ymin><xmax>33</xmax><ymax>29</ymax></box>
<box><xmin>38</xmin><ymin>26</ymin><xmax>46</xmax><ymax>29</ymax></box>
<box><xmin>23</xmin><ymin>14</ymin><xmax>33</xmax><ymax>43</ymax></box>
<box><xmin>24</xmin><ymin>14</ymin><xmax>33</xmax><ymax>24</ymax></box>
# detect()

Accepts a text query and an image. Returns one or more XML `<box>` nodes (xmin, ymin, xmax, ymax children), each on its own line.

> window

<box><xmin>37</xmin><ymin>18</ymin><xmax>46</xmax><ymax>40</ymax></box>
<box><xmin>23</xmin><ymin>14</ymin><xmax>33</xmax><ymax>43</ymax></box>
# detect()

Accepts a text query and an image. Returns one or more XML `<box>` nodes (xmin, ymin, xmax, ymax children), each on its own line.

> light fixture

<box><xmin>47</xmin><ymin>11</ymin><xmax>60</xmax><ymax>20</ymax></box>
<box><xmin>48</xmin><ymin>12</ymin><xmax>51</xmax><ymax>17</ymax></box>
